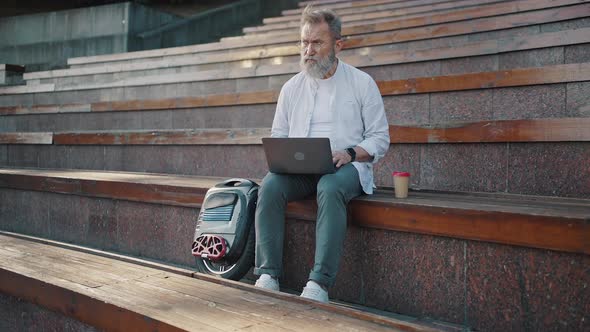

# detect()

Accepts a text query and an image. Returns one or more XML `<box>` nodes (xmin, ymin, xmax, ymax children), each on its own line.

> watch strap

<box><xmin>346</xmin><ymin>147</ymin><xmax>356</xmax><ymax>162</ymax></box>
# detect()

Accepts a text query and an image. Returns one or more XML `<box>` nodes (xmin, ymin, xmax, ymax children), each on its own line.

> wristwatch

<box><xmin>346</xmin><ymin>147</ymin><xmax>356</xmax><ymax>162</ymax></box>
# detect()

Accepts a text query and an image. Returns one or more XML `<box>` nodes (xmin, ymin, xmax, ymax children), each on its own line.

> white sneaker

<box><xmin>300</xmin><ymin>280</ymin><xmax>329</xmax><ymax>303</ymax></box>
<box><xmin>254</xmin><ymin>274</ymin><xmax>279</xmax><ymax>291</ymax></box>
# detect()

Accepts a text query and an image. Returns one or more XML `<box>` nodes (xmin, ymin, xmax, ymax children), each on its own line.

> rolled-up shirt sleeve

<box><xmin>357</xmin><ymin>78</ymin><xmax>390</xmax><ymax>164</ymax></box>
<box><xmin>271</xmin><ymin>86</ymin><xmax>289</xmax><ymax>138</ymax></box>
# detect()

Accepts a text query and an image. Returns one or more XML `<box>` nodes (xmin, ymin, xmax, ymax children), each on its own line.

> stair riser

<box><xmin>2</xmin><ymin>142</ymin><xmax>589</xmax><ymax>198</ymax></box>
<box><xmin>0</xmin><ymin>188</ymin><xmax>587</xmax><ymax>331</ymax></box>
<box><xmin>28</xmin><ymin>19</ymin><xmax>590</xmax><ymax>87</ymax></box>
<box><xmin>3</xmin><ymin>42</ymin><xmax>588</xmax><ymax>107</ymax></box>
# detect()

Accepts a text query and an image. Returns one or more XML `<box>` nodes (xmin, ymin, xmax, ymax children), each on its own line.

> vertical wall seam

<box><xmin>463</xmin><ymin>241</ymin><xmax>468</xmax><ymax>329</ymax></box>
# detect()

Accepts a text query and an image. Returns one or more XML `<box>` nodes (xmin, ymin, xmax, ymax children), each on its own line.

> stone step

<box><xmin>63</xmin><ymin>0</ymin><xmax>585</xmax><ymax>69</ymax></box>
<box><xmin>283</xmin><ymin>0</ymin><xmax>430</xmax><ymax>16</ymax></box>
<box><xmin>0</xmin><ymin>233</ymin><xmax>452</xmax><ymax>331</ymax></box>
<box><xmin>0</xmin><ymin>168</ymin><xmax>588</xmax><ymax>255</ymax></box>
<box><xmin>25</xmin><ymin>3</ymin><xmax>580</xmax><ymax>84</ymax></box>
<box><xmin>1</xmin><ymin>25</ymin><xmax>587</xmax><ymax>107</ymax></box>
<box><xmin>263</xmin><ymin>0</ymin><xmax>504</xmax><ymax>25</ymax></box>
<box><xmin>243</xmin><ymin>0</ymin><xmax>506</xmax><ymax>35</ymax></box>
<box><xmin>1</xmin><ymin>63</ymin><xmax>588</xmax><ymax>137</ymax></box>
<box><xmin>1</xmin><ymin>119</ymin><xmax>589</xmax><ymax>197</ymax></box>
<box><xmin>2</xmin><ymin>118</ymin><xmax>588</xmax><ymax>145</ymax></box>
<box><xmin>28</xmin><ymin>0</ymin><xmax>506</xmax><ymax>81</ymax></box>
<box><xmin>28</xmin><ymin>0</ymin><xmax>586</xmax><ymax>86</ymax></box>
<box><xmin>0</xmin><ymin>167</ymin><xmax>588</xmax><ymax>330</ymax></box>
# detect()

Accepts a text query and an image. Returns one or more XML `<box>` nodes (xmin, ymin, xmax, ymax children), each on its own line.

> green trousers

<box><xmin>254</xmin><ymin>163</ymin><xmax>363</xmax><ymax>288</ymax></box>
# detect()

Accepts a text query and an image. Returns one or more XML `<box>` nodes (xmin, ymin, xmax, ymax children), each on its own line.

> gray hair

<box><xmin>300</xmin><ymin>5</ymin><xmax>342</xmax><ymax>40</ymax></box>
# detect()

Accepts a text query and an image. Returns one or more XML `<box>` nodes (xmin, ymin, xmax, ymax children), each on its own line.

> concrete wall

<box><xmin>0</xmin><ymin>2</ymin><xmax>179</xmax><ymax>71</ymax></box>
<box><xmin>133</xmin><ymin>0</ymin><xmax>300</xmax><ymax>51</ymax></box>
<box><xmin>0</xmin><ymin>0</ymin><xmax>299</xmax><ymax>71</ymax></box>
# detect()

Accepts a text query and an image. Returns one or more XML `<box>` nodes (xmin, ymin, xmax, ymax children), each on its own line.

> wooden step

<box><xmin>62</xmin><ymin>0</ymin><xmax>586</xmax><ymax>68</ymax></box>
<box><xmin>59</xmin><ymin>118</ymin><xmax>590</xmax><ymax>144</ymax></box>
<box><xmin>2</xmin><ymin>62</ymin><xmax>587</xmax><ymax>116</ymax></box>
<box><xmin>0</xmin><ymin>132</ymin><xmax>52</xmax><ymax>144</ymax></box>
<box><xmin>264</xmin><ymin>0</ymin><xmax>500</xmax><ymax>24</ymax></box>
<box><xmin>283</xmin><ymin>0</ymin><xmax>439</xmax><ymax>16</ymax></box>
<box><xmin>3</xmin><ymin>25</ymin><xmax>588</xmax><ymax>99</ymax></box>
<box><xmin>1</xmin><ymin>169</ymin><xmax>587</xmax><ymax>330</ymax></box>
<box><xmin>29</xmin><ymin>0</ymin><xmax>503</xmax><ymax>81</ymax></box>
<box><xmin>0</xmin><ymin>117</ymin><xmax>586</xmax><ymax>145</ymax></box>
<box><xmin>0</xmin><ymin>233</ymin><xmax>444</xmax><ymax>331</ymax></box>
<box><xmin>0</xmin><ymin>167</ymin><xmax>588</xmax><ymax>254</ymax></box>
<box><xmin>244</xmin><ymin>0</ymin><xmax>503</xmax><ymax>34</ymax></box>
<box><xmin>28</xmin><ymin>0</ymin><xmax>587</xmax><ymax>83</ymax></box>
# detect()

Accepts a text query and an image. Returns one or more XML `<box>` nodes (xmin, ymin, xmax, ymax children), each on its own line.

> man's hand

<box><xmin>332</xmin><ymin>150</ymin><xmax>352</xmax><ymax>168</ymax></box>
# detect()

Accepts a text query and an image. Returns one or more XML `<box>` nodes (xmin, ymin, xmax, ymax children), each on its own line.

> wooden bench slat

<box><xmin>249</xmin><ymin>0</ymin><xmax>496</xmax><ymax>32</ymax></box>
<box><xmin>389</xmin><ymin>118</ymin><xmax>590</xmax><ymax>143</ymax></box>
<box><xmin>344</xmin><ymin>3</ymin><xmax>587</xmax><ymax>48</ymax></box>
<box><xmin>350</xmin><ymin>198</ymin><xmax>590</xmax><ymax>255</ymax></box>
<box><xmin>39</xmin><ymin>118</ymin><xmax>590</xmax><ymax>145</ymax></box>
<box><xmin>6</xmin><ymin>22</ymin><xmax>588</xmax><ymax>96</ymax></box>
<box><xmin>0</xmin><ymin>233</ymin><xmax>432</xmax><ymax>331</ymax></box>
<box><xmin>275</xmin><ymin>0</ymin><xmax>492</xmax><ymax>23</ymax></box>
<box><xmin>32</xmin><ymin>0</ymin><xmax>584</xmax><ymax>80</ymax></box>
<box><xmin>52</xmin><ymin>128</ymin><xmax>272</xmax><ymax>145</ymax></box>
<box><xmin>0</xmin><ymin>268</ymin><xmax>187</xmax><ymax>332</ymax></box>
<box><xmin>0</xmin><ymin>169</ymin><xmax>212</xmax><ymax>208</ymax></box>
<box><xmin>65</xmin><ymin>0</ymin><xmax>583</xmax><ymax>67</ymax></box>
<box><xmin>284</xmin><ymin>0</ymin><xmax>439</xmax><ymax>15</ymax></box>
<box><xmin>0</xmin><ymin>169</ymin><xmax>588</xmax><ymax>255</ymax></box>
<box><xmin>0</xmin><ymin>132</ymin><xmax>52</xmax><ymax>144</ymax></box>
<box><xmin>377</xmin><ymin>63</ymin><xmax>590</xmax><ymax>95</ymax></box>
<box><xmin>0</xmin><ymin>104</ymin><xmax>92</xmax><ymax>115</ymax></box>
<box><xmin>3</xmin><ymin>63</ymin><xmax>587</xmax><ymax>115</ymax></box>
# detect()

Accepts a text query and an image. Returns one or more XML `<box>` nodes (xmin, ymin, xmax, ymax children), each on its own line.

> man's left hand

<box><xmin>332</xmin><ymin>150</ymin><xmax>352</xmax><ymax>168</ymax></box>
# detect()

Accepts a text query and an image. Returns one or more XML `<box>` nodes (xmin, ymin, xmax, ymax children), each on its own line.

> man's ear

<box><xmin>334</xmin><ymin>38</ymin><xmax>344</xmax><ymax>53</ymax></box>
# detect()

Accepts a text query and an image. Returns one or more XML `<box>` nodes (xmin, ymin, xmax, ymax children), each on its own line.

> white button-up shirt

<box><xmin>271</xmin><ymin>60</ymin><xmax>390</xmax><ymax>194</ymax></box>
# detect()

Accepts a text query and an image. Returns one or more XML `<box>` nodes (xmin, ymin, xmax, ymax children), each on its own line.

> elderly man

<box><xmin>254</xmin><ymin>5</ymin><xmax>390</xmax><ymax>303</ymax></box>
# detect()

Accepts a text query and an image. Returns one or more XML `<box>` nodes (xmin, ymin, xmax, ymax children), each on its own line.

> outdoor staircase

<box><xmin>0</xmin><ymin>0</ymin><xmax>589</xmax><ymax>330</ymax></box>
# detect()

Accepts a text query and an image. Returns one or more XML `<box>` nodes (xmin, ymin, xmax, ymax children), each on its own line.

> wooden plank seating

<box><xmin>298</xmin><ymin>0</ymin><xmax>354</xmax><ymax>7</ymax></box>
<box><xmin>26</xmin><ymin>0</ymin><xmax>479</xmax><ymax>82</ymax></box>
<box><xmin>283</xmin><ymin>0</ymin><xmax>427</xmax><ymax>15</ymax></box>
<box><xmin>0</xmin><ymin>168</ymin><xmax>588</xmax><ymax>255</ymax></box>
<box><xmin>60</xmin><ymin>0</ymin><xmax>587</xmax><ymax>69</ymax></box>
<box><xmin>41</xmin><ymin>118</ymin><xmax>590</xmax><ymax>145</ymax></box>
<box><xmin>3</xmin><ymin>25</ymin><xmax>589</xmax><ymax>98</ymax></box>
<box><xmin>1</xmin><ymin>62</ymin><xmax>587</xmax><ymax>116</ymax></box>
<box><xmin>0</xmin><ymin>132</ymin><xmax>52</xmax><ymax>144</ymax></box>
<box><xmin>242</xmin><ymin>0</ymin><xmax>588</xmax><ymax>36</ymax></box>
<box><xmin>24</xmin><ymin>0</ymin><xmax>587</xmax><ymax>85</ymax></box>
<box><xmin>1</xmin><ymin>0</ymin><xmax>589</xmax><ymax>329</ymax></box>
<box><xmin>244</xmin><ymin>0</ymin><xmax>505</xmax><ymax>34</ymax></box>
<box><xmin>264</xmin><ymin>0</ymin><xmax>495</xmax><ymax>24</ymax></box>
<box><xmin>0</xmin><ymin>233</ymin><xmax>441</xmax><ymax>331</ymax></box>
<box><xmin>2</xmin><ymin>117</ymin><xmax>589</xmax><ymax>146</ymax></box>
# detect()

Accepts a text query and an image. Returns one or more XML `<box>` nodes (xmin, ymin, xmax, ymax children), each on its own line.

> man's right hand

<box><xmin>332</xmin><ymin>150</ymin><xmax>352</xmax><ymax>168</ymax></box>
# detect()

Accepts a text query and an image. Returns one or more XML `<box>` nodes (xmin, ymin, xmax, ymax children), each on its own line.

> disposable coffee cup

<box><xmin>393</xmin><ymin>172</ymin><xmax>410</xmax><ymax>198</ymax></box>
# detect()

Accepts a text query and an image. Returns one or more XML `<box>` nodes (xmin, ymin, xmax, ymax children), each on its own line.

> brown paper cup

<box><xmin>393</xmin><ymin>172</ymin><xmax>410</xmax><ymax>198</ymax></box>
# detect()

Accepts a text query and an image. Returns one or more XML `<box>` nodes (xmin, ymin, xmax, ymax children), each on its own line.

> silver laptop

<box><xmin>262</xmin><ymin>137</ymin><xmax>336</xmax><ymax>174</ymax></box>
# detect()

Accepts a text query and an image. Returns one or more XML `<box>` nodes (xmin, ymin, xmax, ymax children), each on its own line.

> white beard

<box><xmin>300</xmin><ymin>48</ymin><xmax>337</xmax><ymax>79</ymax></box>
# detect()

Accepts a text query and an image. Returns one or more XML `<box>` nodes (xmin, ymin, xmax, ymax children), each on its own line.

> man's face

<box><xmin>299</xmin><ymin>21</ymin><xmax>341</xmax><ymax>79</ymax></box>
